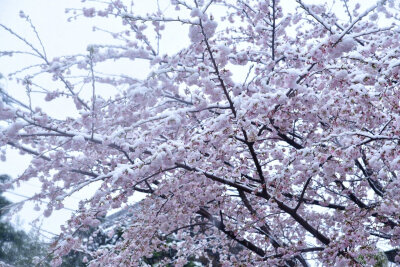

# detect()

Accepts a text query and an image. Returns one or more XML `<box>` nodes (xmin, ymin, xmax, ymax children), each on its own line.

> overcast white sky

<box><xmin>0</xmin><ymin>0</ymin><xmax>137</xmax><ymax>239</ymax></box>
<box><xmin>1</xmin><ymin>0</ymin><xmax>80</xmax><ymax>238</ymax></box>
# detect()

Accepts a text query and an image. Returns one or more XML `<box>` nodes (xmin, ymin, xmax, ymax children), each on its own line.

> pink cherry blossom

<box><xmin>1</xmin><ymin>0</ymin><xmax>400</xmax><ymax>266</ymax></box>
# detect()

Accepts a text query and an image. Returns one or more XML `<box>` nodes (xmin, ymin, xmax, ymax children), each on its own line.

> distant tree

<box><xmin>1</xmin><ymin>0</ymin><xmax>400</xmax><ymax>266</ymax></box>
<box><xmin>0</xmin><ymin>175</ymin><xmax>49</xmax><ymax>266</ymax></box>
<box><xmin>56</xmin><ymin>225</ymin><xmax>122</xmax><ymax>267</ymax></box>
<box><xmin>58</xmin><ymin>207</ymin><xmax>202</xmax><ymax>266</ymax></box>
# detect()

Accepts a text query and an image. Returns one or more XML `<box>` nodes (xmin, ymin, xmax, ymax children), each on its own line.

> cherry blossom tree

<box><xmin>1</xmin><ymin>0</ymin><xmax>400</xmax><ymax>265</ymax></box>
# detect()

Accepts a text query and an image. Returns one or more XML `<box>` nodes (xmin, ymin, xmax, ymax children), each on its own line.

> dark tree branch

<box><xmin>199</xmin><ymin>20</ymin><xmax>237</xmax><ymax>118</ymax></box>
<box><xmin>271</xmin><ymin>0</ymin><xmax>276</xmax><ymax>61</ymax></box>
<box><xmin>355</xmin><ymin>159</ymin><xmax>384</xmax><ymax>197</ymax></box>
<box><xmin>176</xmin><ymin>162</ymin><xmax>331</xmax><ymax>245</ymax></box>
<box><xmin>294</xmin><ymin>176</ymin><xmax>313</xmax><ymax>212</ymax></box>
<box><xmin>197</xmin><ymin>207</ymin><xmax>266</xmax><ymax>257</ymax></box>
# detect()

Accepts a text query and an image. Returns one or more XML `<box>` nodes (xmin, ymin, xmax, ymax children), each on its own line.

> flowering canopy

<box><xmin>1</xmin><ymin>0</ymin><xmax>400</xmax><ymax>266</ymax></box>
